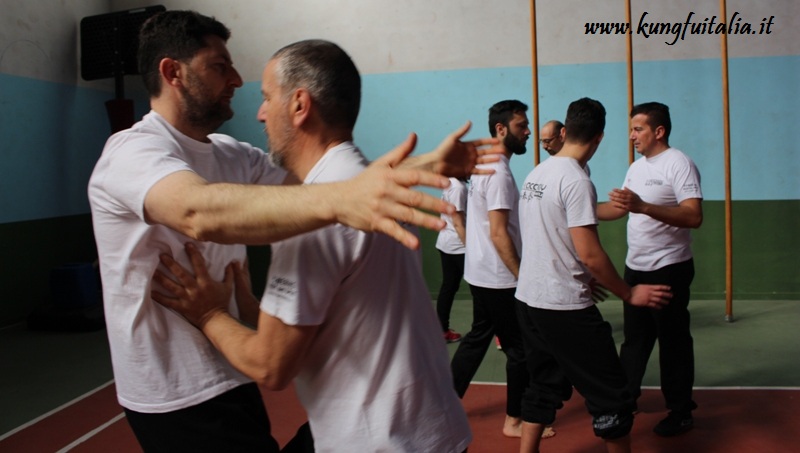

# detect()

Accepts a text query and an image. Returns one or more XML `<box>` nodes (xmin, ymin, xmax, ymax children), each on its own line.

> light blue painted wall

<box><xmin>0</xmin><ymin>73</ymin><xmax>115</xmax><ymax>223</ymax></box>
<box><xmin>2</xmin><ymin>55</ymin><xmax>797</xmax><ymax>224</ymax></box>
<box><xmin>224</xmin><ymin>54</ymin><xmax>799</xmax><ymax>202</ymax></box>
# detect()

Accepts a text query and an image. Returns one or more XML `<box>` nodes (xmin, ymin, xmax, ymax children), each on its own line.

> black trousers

<box><xmin>517</xmin><ymin>302</ymin><xmax>634</xmax><ymax>438</ymax></box>
<box><xmin>435</xmin><ymin>251</ymin><xmax>465</xmax><ymax>332</ymax></box>
<box><xmin>124</xmin><ymin>382</ymin><xmax>315</xmax><ymax>453</ymax></box>
<box><xmin>450</xmin><ymin>285</ymin><xmax>528</xmax><ymax>417</ymax></box>
<box><xmin>620</xmin><ymin>258</ymin><xmax>697</xmax><ymax>415</ymax></box>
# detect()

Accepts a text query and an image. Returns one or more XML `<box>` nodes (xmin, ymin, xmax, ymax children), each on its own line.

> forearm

<box><xmin>453</xmin><ymin>212</ymin><xmax>467</xmax><ymax>245</ymax></box>
<box><xmin>180</xmin><ymin>182</ymin><xmax>338</xmax><ymax>245</ymax></box>
<box><xmin>492</xmin><ymin>233</ymin><xmax>520</xmax><ymax>279</ymax></box>
<box><xmin>638</xmin><ymin>202</ymin><xmax>702</xmax><ymax>228</ymax></box>
<box><xmin>581</xmin><ymin>252</ymin><xmax>631</xmax><ymax>302</ymax></box>
<box><xmin>201</xmin><ymin>311</ymin><xmax>274</xmax><ymax>382</ymax></box>
<box><xmin>597</xmin><ymin>202</ymin><xmax>626</xmax><ymax>221</ymax></box>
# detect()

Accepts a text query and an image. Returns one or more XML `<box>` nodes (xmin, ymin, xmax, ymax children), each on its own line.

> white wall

<box><xmin>0</xmin><ymin>0</ymin><xmax>112</xmax><ymax>87</ymax></box>
<box><xmin>109</xmin><ymin>0</ymin><xmax>798</xmax><ymax>82</ymax></box>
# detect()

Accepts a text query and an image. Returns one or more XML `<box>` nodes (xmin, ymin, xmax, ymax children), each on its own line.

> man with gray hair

<box><xmin>153</xmin><ymin>39</ymin><xmax>486</xmax><ymax>452</ymax></box>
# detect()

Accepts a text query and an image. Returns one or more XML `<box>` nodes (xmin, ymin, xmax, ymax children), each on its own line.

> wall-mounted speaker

<box><xmin>80</xmin><ymin>5</ymin><xmax>165</xmax><ymax>82</ymax></box>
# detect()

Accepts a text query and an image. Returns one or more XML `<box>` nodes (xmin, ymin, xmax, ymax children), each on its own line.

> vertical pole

<box><xmin>625</xmin><ymin>0</ymin><xmax>634</xmax><ymax>164</ymax></box>
<box><xmin>530</xmin><ymin>0</ymin><xmax>540</xmax><ymax>166</ymax></box>
<box><xmin>720</xmin><ymin>0</ymin><xmax>734</xmax><ymax>322</ymax></box>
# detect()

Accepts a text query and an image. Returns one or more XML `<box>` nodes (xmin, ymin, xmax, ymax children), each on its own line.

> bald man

<box><xmin>539</xmin><ymin>120</ymin><xmax>565</xmax><ymax>156</ymax></box>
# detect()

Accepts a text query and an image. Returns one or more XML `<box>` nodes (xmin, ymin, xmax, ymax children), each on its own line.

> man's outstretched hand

<box><xmin>331</xmin><ymin>123</ymin><xmax>502</xmax><ymax>250</ymax></box>
<box><xmin>333</xmin><ymin>133</ymin><xmax>452</xmax><ymax>250</ymax></box>
<box><xmin>425</xmin><ymin>121</ymin><xmax>502</xmax><ymax>178</ymax></box>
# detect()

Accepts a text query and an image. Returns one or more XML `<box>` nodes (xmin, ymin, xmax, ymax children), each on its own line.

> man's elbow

<box><xmin>489</xmin><ymin>230</ymin><xmax>508</xmax><ymax>248</ymax></box>
<box><xmin>687</xmin><ymin>212</ymin><xmax>703</xmax><ymax>229</ymax></box>
<box><xmin>184</xmin><ymin>212</ymin><xmax>235</xmax><ymax>243</ymax></box>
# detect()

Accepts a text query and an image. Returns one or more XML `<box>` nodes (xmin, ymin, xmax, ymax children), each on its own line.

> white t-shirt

<box><xmin>435</xmin><ymin>178</ymin><xmax>467</xmax><ymax>255</ymax></box>
<box><xmin>260</xmin><ymin>143</ymin><xmax>471</xmax><ymax>453</ymax></box>
<box><xmin>623</xmin><ymin>147</ymin><xmax>703</xmax><ymax>271</ymax></box>
<box><xmin>516</xmin><ymin>157</ymin><xmax>598</xmax><ymax>311</ymax></box>
<box><xmin>464</xmin><ymin>156</ymin><xmax>521</xmax><ymax>289</ymax></box>
<box><xmin>88</xmin><ymin>111</ymin><xmax>286</xmax><ymax>413</ymax></box>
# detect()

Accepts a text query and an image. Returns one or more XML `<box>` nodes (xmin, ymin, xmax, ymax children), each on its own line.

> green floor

<box><xmin>1</xmin><ymin>299</ymin><xmax>798</xmax><ymax>436</ymax></box>
<box><xmin>445</xmin><ymin>298</ymin><xmax>800</xmax><ymax>388</ymax></box>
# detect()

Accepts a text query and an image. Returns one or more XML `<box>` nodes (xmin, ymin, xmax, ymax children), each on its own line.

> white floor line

<box><xmin>471</xmin><ymin>382</ymin><xmax>800</xmax><ymax>391</ymax></box>
<box><xmin>692</xmin><ymin>386</ymin><xmax>800</xmax><ymax>391</ymax></box>
<box><xmin>0</xmin><ymin>380</ymin><xmax>115</xmax><ymax>441</ymax></box>
<box><xmin>56</xmin><ymin>412</ymin><xmax>126</xmax><ymax>453</ymax></box>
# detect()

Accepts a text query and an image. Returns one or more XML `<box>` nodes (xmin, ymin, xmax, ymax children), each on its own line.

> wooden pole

<box><xmin>530</xmin><ymin>0</ymin><xmax>540</xmax><ymax>166</ymax></box>
<box><xmin>720</xmin><ymin>0</ymin><xmax>734</xmax><ymax>321</ymax></box>
<box><xmin>625</xmin><ymin>0</ymin><xmax>634</xmax><ymax>164</ymax></box>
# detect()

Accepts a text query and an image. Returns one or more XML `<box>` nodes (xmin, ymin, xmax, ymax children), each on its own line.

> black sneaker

<box><xmin>653</xmin><ymin>412</ymin><xmax>693</xmax><ymax>437</ymax></box>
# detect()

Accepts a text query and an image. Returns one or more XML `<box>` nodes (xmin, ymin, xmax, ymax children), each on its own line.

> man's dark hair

<box><xmin>546</xmin><ymin>120</ymin><xmax>564</xmax><ymax>135</ymax></box>
<box><xmin>564</xmin><ymin>98</ymin><xmax>606</xmax><ymax>144</ymax></box>
<box><xmin>137</xmin><ymin>11</ymin><xmax>231</xmax><ymax>97</ymax></box>
<box><xmin>630</xmin><ymin>102</ymin><xmax>671</xmax><ymax>141</ymax></box>
<box><xmin>272</xmin><ymin>39</ymin><xmax>361</xmax><ymax>132</ymax></box>
<box><xmin>488</xmin><ymin>100</ymin><xmax>528</xmax><ymax>137</ymax></box>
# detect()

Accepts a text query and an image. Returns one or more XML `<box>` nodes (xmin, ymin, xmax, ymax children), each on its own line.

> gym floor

<box><xmin>1</xmin><ymin>299</ymin><xmax>798</xmax><ymax>451</ymax></box>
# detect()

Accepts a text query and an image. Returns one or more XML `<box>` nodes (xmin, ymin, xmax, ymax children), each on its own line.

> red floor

<box><xmin>2</xmin><ymin>382</ymin><xmax>799</xmax><ymax>452</ymax></box>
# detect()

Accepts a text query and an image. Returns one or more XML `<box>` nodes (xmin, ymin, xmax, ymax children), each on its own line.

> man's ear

<box><xmin>654</xmin><ymin>125</ymin><xmax>666</xmax><ymax>140</ymax></box>
<box><xmin>494</xmin><ymin>122</ymin><xmax>505</xmax><ymax>139</ymax></box>
<box><xmin>290</xmin><ymin>88</ymin><xmax>312</xmax><ymax>126</ymax></box>
<box><xmin>159</xmin><ymin>58</ymin><xmax>183</xmax><ymax>88</ymax></box>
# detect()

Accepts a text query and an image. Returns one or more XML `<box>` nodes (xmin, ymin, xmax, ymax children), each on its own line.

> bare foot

<box><xmin>502</xmin><ymin>415</ymin><xmax>522</xmax><ymax>438</ymax></box>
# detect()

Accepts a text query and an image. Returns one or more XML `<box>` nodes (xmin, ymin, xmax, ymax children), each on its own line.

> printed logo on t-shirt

<box><xmin>521</xmin><ymin>182</ymin><xmax>546</xmax><ymax>201</ymax></box>
<box><xmin>682</xmin><ymin>182</ymin><xmax>700</xmax><ymax>193</ymax></box>
<box><xmin>645</xmin><ymin>179</ymin><xmax>663</xmax><ymax>186</ymax></box>
<box><xmin>267</xmin><ymin>276</ymin><xmax>297</xmax><ymax>299</ymax></box>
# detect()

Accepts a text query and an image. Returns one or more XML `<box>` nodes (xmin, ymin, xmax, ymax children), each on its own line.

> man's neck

<box><xmin>151</xmin><ymin>98</ymin><xmax>214</xmax><ymax>143</ymax></box>
<box><xmin>556</xmin><ymin>142</ymin><xmax>593</xmax><ymax>167</ymax></box>
<box><xmin>287</xmin><ymin>129</ymin><xmax>352</xmax><ymax>181</ymax></box>
<box><xmin>643</xmin><ymin>142</ymin><xmax>670</xmax><ymax>159</ymax></box>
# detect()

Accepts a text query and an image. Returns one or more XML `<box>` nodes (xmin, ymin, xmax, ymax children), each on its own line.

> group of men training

<box><xmin>88</xmin><ymin>9</ymin><xmax>703</xmax><ymax>453</ymax></box>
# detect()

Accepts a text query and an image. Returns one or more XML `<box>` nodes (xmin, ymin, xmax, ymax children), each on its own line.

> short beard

<box><xmin>180</xmin><ymin>71</ymin><xmax>234</xmax><ymax>133</ymax></box>
<box><xmin>265</xmin><ymin>122</ymin><xmax>296</xmax><ymax>170</ymax></box>
<box><xmin>504</xmin><ymin>134</ymin><xmax>527</xmax><ymax>155</ymax></box>
<box><xmin>267</xmin><ymin>146</ymin><xmax>284</xmax><ymax>168</ymax></box>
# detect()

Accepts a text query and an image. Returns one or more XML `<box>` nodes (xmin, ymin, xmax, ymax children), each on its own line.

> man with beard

<box><xmin>88</xmin><ymin>11</ymin><xmax>498</xmax><ymax>452</ymax></box>
<box><xmin>151</xmin><ymin>39</ymin><xmax>474</xmax><ymax>452</ymax></box>
<box><xmin>450</xmin><ymin>99</ymin><xmax>537</xmax><ymax>439</ymax></box>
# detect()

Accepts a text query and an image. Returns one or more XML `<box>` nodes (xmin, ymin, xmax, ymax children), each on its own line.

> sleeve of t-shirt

<box><xmin>212</xmin><ymin>134</ymin><xmax>287</xmax><ymax>185</ymax></box>
<box><xmin>485</xmin><ymin>171</ymin><xmax>517</xmax><ymax>211</ymax></box>
<box><xmin>260</xmin><ymin>225</ymin><xmax>358</xmax><ymax>326</ymax></box>
<box><xmin>563</xmin><ymin>178</ymin><xmax>598</xmax><ymax>228</ymax></box>
<box><xmin>670</xmin><ymin>155</ymin><xmax>703</xmax><ymax>203</ymax></box>
<box><xmin>99</xmin><ymin>134</ymin><xmax>193</xmax><ymax>221</ymax></box>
